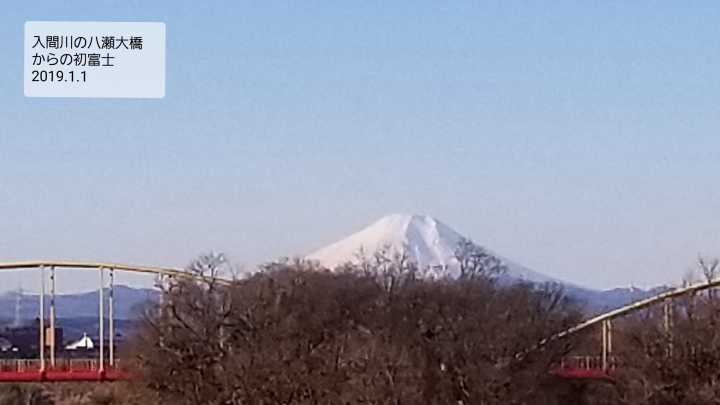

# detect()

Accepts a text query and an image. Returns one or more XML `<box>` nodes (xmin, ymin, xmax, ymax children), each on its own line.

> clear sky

<box><xmin>2</xmin><ymin>1</ymin><xmax>720</xmax><ymax>292</ymax></box>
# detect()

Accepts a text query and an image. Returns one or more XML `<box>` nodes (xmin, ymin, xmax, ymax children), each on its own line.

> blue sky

<box><xmin>2</xmin><ymin>1</ymin><xmax>720</xmax><ymax>292</ymax></box>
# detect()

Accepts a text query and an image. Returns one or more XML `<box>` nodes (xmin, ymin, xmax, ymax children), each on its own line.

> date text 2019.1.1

<box><xmin>31</xmin><ymin>71</ymin><xmax>86</xmax><ymax>82</ymax></box>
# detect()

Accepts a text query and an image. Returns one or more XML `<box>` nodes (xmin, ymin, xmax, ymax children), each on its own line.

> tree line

<box><xmin>131</xmin><ymin>246</ymin><xmax>582</xmax><ymax>405</ymax></box>
<box><xmin>4</xmin><ymin>253</ymin><xmax>720</xmax><ymax>404</ymax></box>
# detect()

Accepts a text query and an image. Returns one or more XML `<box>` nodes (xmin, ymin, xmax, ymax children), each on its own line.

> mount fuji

<box><xmin>307</xmin><ymin>214</ymin><xmax>660</xmax><ymax>311</ymax></box>
<box><xmin>308</xmin><ymin>214</ymin><xmax>565</xmax><ymax>285</ymax></box>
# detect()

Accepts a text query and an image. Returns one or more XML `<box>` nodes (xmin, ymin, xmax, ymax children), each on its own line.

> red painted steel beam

<box><xmin>552</xmin><ymin>368</ymin><xmax>613</xmax><ymax>379</ymax></box>
<box><xmin>0</xmin><ymin>369</ymin><xmax>132</xmax><ymax>382</ymax></box>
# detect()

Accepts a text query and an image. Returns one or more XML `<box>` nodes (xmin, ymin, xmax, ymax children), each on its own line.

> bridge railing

<box><xmin>0</xmin><ymin>359</ymin><xmax>121</xmax><ymax>373</ymax></box>
<box><xmin>559</xmin><ymin>356</ymin><xmax>617</xmax><ymax>371</ymax></box>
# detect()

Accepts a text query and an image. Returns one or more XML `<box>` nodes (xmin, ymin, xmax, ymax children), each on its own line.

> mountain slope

<box><xmin>307</xmin><ymin>213</ymin><xmax>666</xmax><ymax>311</ymax></box>
<box><xmin>307</xmin><ymin>214</ymin><xmax>565</xmax><ymax>284</ymax></box>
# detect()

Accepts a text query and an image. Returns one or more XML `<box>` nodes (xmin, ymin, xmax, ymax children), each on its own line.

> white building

<box><xmin>65</xmin><ymin>333</ymin><xmax>94</xmax><ymax>350</ymax></box>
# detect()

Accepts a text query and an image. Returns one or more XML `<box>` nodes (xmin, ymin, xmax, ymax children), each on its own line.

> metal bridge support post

<box><xmin>664</xmin><ymin>298</ymin><xmax>674</xmax><ymax>357</ymax></box>
<box><xmin>99</xmin><ymin>267</ymin><xmax>105</xmax><ymax>372</ymax></box>
<box><xmin>607</xmin><ymin>319</ymin><xmax>613</xmax><ymax>369</ymax></box>
<box><xmin>601</xmin><ymin>320</ymin><xmax>609</xmax><ymax>371</ymax></box>
<box><xmin>50</xmin><ymin>266</ymin><xmax>56</xmax><ymax>367</ymax></box>
<box><xmin>156</xmin><ymin>274</ymin><xmax>167</xmax><ymax>350</ymax></box>
<box><xmin>109</xmin><ymin>268</ymin><xmax>114</xmax><ymax>367</ymax></box>
<box><xmin>157</xmin><ymin>274</ymin><xmax>166</xmax><ymax>315</ymax></box>
<box><xmin>39</xmin><ymin>266</ymin><xmax>45</xmax><ymax>372</ymax></box>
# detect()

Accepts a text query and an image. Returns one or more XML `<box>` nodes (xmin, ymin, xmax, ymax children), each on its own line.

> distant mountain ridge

<box><xmin>0</xmin><ymin>284</ymin><xmax>662</xmax><ymax>340</ymax></box>
<box><xmin>563</xmin><ymin>285</ymin><xmax>668</xmax><ymax>313</ymax></box>
<box><xmin>0</xmin><ymin>285</ymin><xmax>156</xmax><ymax>321</ymax></box>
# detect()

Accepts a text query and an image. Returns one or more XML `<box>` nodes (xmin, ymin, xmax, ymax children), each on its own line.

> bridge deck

<box><xmin>0</xmin><ymin>359</ymin><xmax>131</xmax><ymax>382</ymax></box>
<box><xmin>553</xmin><ymin>356</ymin><xmax>614</xmax><ymax>379</ymax></box>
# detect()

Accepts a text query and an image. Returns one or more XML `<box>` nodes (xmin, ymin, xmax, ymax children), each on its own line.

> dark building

<box><xmin>0</xmin><ymin>319</ymin><xmax>64</xmax><ymax>358</ymax></box>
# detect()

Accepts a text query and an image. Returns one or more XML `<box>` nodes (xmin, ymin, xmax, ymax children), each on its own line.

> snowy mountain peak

<box><xmin>307</xmin><ymin>214</ymin><xmax>564</xmax><ymax>285</ymax></box>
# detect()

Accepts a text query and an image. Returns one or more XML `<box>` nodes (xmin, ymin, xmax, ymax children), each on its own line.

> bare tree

<box><xmin>593</xmin><ymin>257</ymin><xmax>720</xmax><ymax>405</ymax></box>
<box><xmin>453</xmin><ymin>237</ymin><xmax>506</xmax><ymax>281</ymax></box>
<box><xmin>129</xmin><ymin>253</ymin><xmax>581</xmax><ymax>405</ymax></box>
<box><xmin>0</xmin><ymin>384</ymin><xmax>54</xmax><ymax>405</ymax></box>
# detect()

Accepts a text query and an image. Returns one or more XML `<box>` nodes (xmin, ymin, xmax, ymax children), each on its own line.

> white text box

<box><xmin>25</xmin><ymin>22</ymin><xmax>165</xmax><ymax>98</ymax></box>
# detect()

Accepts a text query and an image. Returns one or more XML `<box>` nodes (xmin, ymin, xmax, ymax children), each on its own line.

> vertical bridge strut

<box><xmin>99</xmin><ymin>267</ymin><xmax>104</xmax><ymax>373</ymax></box>
<box><xmin>601</xmin><ymin>319</ymin><xmax>613</xmax><ymax>371</ymax></box>
<box><xmin>109</xmin><ymin>268</ymin><xmax>114</xmax><ymax>367</ymax></box>
<box><xmin>664</xmin><ymin>297</ymin><xmax>674</xmax><ymax>357</ymax></box>
<box><xmin>39</xmin><ymin>266</ymin><xmax>45</xmax><ymax>373</ymax></box>
<box><xmin>50</xmin><ymin>266</ymin><xmax>56</xmax><ymax>367</ymax></box>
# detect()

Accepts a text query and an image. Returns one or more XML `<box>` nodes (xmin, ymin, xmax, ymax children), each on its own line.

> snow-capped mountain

<box><xmin>307</xmin><ymin>214</ymin><xmax>661</xmax><ymax>311</ymax></box>
<box><xmin>307</xmin><ymin>214</ymin><xmax>566</xmax><ymax>285</ymax></box>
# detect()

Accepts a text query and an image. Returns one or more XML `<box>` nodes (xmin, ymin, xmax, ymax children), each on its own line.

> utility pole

<box><xmin>14</xmin><ymin>284</ymin><xmax>22</xmax><ymax>328</ymax></box>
